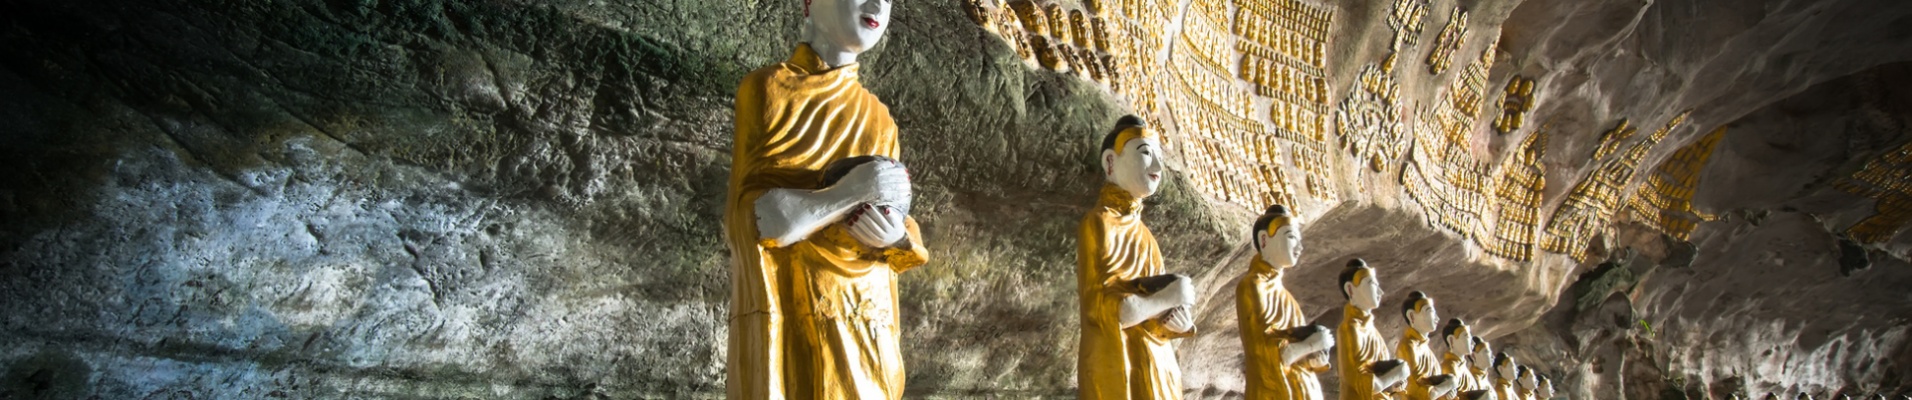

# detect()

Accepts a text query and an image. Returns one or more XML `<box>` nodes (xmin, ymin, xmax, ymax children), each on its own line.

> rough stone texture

<box><xmin>0</xmin><ymin>0</ymin><xmax>1909</xmax><ymax>399</ymax></box>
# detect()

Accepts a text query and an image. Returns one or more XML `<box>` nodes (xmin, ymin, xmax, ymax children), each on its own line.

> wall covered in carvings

<box><xmin>1</xmin><ymin>0</ymin><xmax>1911</xmax><ymax>399</ymax></box>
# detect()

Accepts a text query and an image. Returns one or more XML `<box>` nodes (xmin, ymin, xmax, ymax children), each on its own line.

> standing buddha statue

<box><xmin>1237</xmin><ymin>205</ymin><xmax>1334</xmax><ymax>400</ymax></box>
<box><xmin>1077</xmin><ymin>116</ymin><xmax>1199</xmax><ymax>400</ymax></box>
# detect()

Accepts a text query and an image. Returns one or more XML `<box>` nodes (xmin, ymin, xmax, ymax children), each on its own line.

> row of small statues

<box><xmin>1074</xmin><ymin>116</ymin><xmax>1554</xmax><ymax>400</ymax></box>
<box><xmin>719</xmin><ymin>2</ymin><xmax>1558</xmax><ymax>398</ymax></box>
<box><xmin>710</xmin><ymin>2</ymin><xmax>1855</xmax><ymax>399</ymax></box>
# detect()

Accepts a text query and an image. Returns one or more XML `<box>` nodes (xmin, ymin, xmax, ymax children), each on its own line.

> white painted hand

<box><xmin>1119</xmin><ymin>274</ymin><xmax>1197</xmax><ymax>328</ymax></box>
<box><xmin>847</xmin><ymin>204</ymin><xmax>907</xmax><ymax>249</ymax></box>
<box><xmin>1431</xmin><ymin>374</ymin><xmax>1459</xmax><ymax>397</ymax></box>
<box><xmin>1279</xmin><ymin>325</ymin><xmax>1334</xmax><ymax>366</ymax></box>
<box><xmin>1307</xmin><ymin>327</ymin><xmax>1334</xmax><ymax>354</ymax></box>
<box><xmin>836</xmin><ymin>158</ymin><xmax>911</xmax><ymax>208</ymax></box>
<box><xmin>1374</xmin><ymin>360</ymin><xmax>1409</xmax><ymax>394</ymax></box>
<box><xmin>1159</xmin><ymin>274</ymin><xmax>1196</xmax><ymax>306</ymax></box>
<box><xmin>756</xmin><ymin>159</ymin><xmax>910</xmax><ymax>248</ymax></box>
<box><xmin>1162</xmin><ymin>306</ymin><xmax>1194</xmax><ymax>333</ymax></box>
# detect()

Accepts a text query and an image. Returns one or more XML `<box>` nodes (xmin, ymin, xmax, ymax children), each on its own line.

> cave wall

<box><xmin>0</xmin><ymin>0</ymin><xmax>1909</xmax><ymax>399</ymax></box>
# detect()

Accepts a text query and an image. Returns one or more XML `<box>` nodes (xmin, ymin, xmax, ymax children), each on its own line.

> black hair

<box><xmin>819</xmin><ymin>155</ymin><xmax>898</xmax><ymax>188</ymax></box>
<box><xmin>1338</xmin><ymin>258</ymin><xmax>1369</xmax><ymax>299</ymax></box>
<box><xmin>1100</xmin><ymin>115</ymin><xmax>1148</xmax><ymax>152</ymax></box>
<box><xmin>1441</xmin><ymin>318</ymin><xmax>1467</xmax><ymax>340</ymax></box>
<box><xmin>1400</xmin><ymin>290</ymin><xmax>1428</xmax><ymax>322</ymax></box>
<box><xmin>1251</xmin><ymin>204</ymin><xmax>1290</xmax><ymax>248</ymax></box>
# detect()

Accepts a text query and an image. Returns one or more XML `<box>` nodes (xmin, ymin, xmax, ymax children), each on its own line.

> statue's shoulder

<box><xmin>736</xmin><ymin>63</ymin><xmax>788</xmax><ymax>94</ymax></box>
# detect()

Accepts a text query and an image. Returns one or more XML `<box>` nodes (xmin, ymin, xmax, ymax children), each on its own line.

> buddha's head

<box><xmin>1100</xmin><ymin>115</ymin><xmax>1164</xmax><ymax>198</ymax></box>
<box><xmin>1470</xmin><ymin>337</ymin><xmax>1492</xmax><ymax>367</ymax></box>
<box><xmin>1252</xmin><ymin>205</ymin><xmax>1301</xmax><ymax>269</ymax></box>
<box><xmin>805</xmin><ymin>0</ymin><xmax>892</xmax><ymax>57</ymax></box>
<box><xmin>1339</xmin><ymin>259</ymin><xmax>1383</xmax><ymax>311</ymax></box>
<box><xmin>1441</xmin><ymin>318</ymin><xmax>1470</xmax><ymax>356</ymax></box>
<box><xmin>1519</xmin><ymin>366</ymin><xmax>1537</xmax><ymax>390</ymax></box>
<box><xmin>1494</xmin><ymin>352</ymin><xmax>1518</xmax><ymax>381</ymax></box>
<box><xmin>1537</xmin><ymin>374</ymin><xmax>1554</xmax><ymax>398</ymax></box>
<box><xmin>1401</xmin><ymin>291</ymin><xmax>1437</xmax><ymax>333</ymax></box>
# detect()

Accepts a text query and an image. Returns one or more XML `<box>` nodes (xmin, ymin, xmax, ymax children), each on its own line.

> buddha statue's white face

<box><xmin>1103</xmin><ymin>136</ymin><xmax>1164</xmax><ymax>198</ymax></box>
<box><xmin>1520</xmin><ymin>368</ymin><xmax>1537</xmax><ymax>389</ymax></box>
<box><xmin>1538</xmin><ymin>380</ymin><xmax>1554</xmax><ymax>398</ymax></box>
<box><xmin>1497</xmin><ymin>357</ymin><xmax>1518</xmax><ymax>381</ymax></box>
<box><xmin>1259</xmin><ymin>223</ymin><xmax>1302</xmax><ymax>269</ymax></box>
<box><xmin>1409</xmin><ymin>299</ymin><xmax>1438</xmax><ymax>333</ymax></box>
<box><xmin>1471</xmin><ymin>341</ymin><xmax>1492</xmax><ymax>368</ymax></box>
<box><xmin>1347</xmin><ymin>269</ymin><xmax>1383</xmax><ymax>311</ymax></box>
<box><xmin>807</xmin><ymin>0</ymin><xmax>891</xmax><ymax>56</ymax></box>
<box><xmin>1445</xmin><ymin>326</ymin><xmax>1471</xmax><ymax>356</ymax></box>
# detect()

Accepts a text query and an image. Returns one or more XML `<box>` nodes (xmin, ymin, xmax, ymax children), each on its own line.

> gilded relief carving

<box><xmin>1627</xmin><ymin>126</ymin><xmax>1725</xmax><ymax>240</ymax></box>
<box><xmin>1542</xmin><ymin>111</ymin><xmax>1691</xmax><ymax>261</ymax></box>
<box><xmin>1339</xmin><ymin>64</ymin><xmax>1408</xmax><ymax>172</ymax></box>
<box><xmin>1382</xmin><ymin>0</ymin><xmax>1429</xmax><ymax>73</ymax></box>
<box><xmin>1486</xmin><ymin>130</ymin><xmax>1548</xmax><ymax>261</ymax></box>
<box><xmin>1424</xmin><ymin>7</ymin><xmax>1467</xmax><ymax>74</ymax></box>
<box><xmin>1493</xmin><ymin>76</ymin><xmax>1536</xmax><ymax>134</ymax></box>
<box><xmin>970</xmin><ymin>0</ymin><xmax>1341</xmax><ymax>207</ymax></box>
<box><xmin>1837</xmin><ymin>140</ymin><xmax>1912</xmax><ymax>244</ymax></box>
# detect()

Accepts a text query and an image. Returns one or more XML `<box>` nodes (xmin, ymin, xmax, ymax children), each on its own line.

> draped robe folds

<box><xmin>1467</xmin><ymin>366</ymin><xmax>1493</xmax><ymax>393</ymax></box>
<box><xmin>1494</xmin><ymin>378</ymin><xmax>1520</xmax><ymax>400</ymax></box>
<box><xmin>1078</xmin><ymin>184</ymin><xmax>1197</xmax><ymax>400</ymax></box>
<box><xmin>1338</xmin><ymin>305</ymin><xmax>1397</xmax><ymax>400</ymax></box>
<box><xmin>1395</xmin><ymin>328</ymin><xmax>1443</xmax><ymax>400</ymax></box>
<box><xmin>1237</xmin><ymin>258</ymin><xmax>1328</xmax><ymax>400</ymax></box>
<box><xmin>725</xmin><ymin>43</ymin><xmax>929</xmax><ymax>400</ymax></box>
<box><xmin>1439</xmin><ymin>353</ymin><xmax>1475</xmax><ymax>392</ymax></box>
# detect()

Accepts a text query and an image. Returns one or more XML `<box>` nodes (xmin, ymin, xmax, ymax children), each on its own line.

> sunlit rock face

<box><xmin>0</xmin><ymin>0</ymin><xmax>1909</xmax><ymax>399</ymax></box>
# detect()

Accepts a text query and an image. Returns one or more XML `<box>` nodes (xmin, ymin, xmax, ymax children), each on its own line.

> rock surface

<box><xmin>0</xmin><ymin>0</ymin><xmax>1907</xmax><ymax>399</ymax></box>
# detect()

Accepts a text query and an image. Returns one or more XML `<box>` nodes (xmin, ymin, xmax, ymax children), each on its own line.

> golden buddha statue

<box><xmin>724</xmin><ymin>0</ymin><xmax>928</xmax><ymax>398</ymax></box>
<box><xmin>1238</xmin><ymin>205</ymin><xmax>1334</xmax><ymax>400</ymax></box>
<box><xmin>1078</xmin><ymin>116</ymin><xmax>1198</xmax><ymax>400</ymax></box>
<box><xmin>1492</xmin><ymin>353</ymin><xmax>1521</xmax><ymax>400</ymax></box>
<box><xmin>1468</xmin><ymin>337</ymin><xmax>1495</xmax><ymax>392</ymax></box>
<box><xmin>1438</xmin><ymin>319</ymin><xmax>1474</xmax><ymax>391</ymax></box>
<box><xmin>1516</xmin><ymin>366</ymin><xmax>1538</xmax><ymax>400</ymax></box>
<box><xmin>1395</xmin><ymin>292</ymin><xmax>1458</xmax><ymax>400</ymax></box>
<box><xmin>1337</xmin><ymin>259</ymin><xmax>1409</xmax><ymax>400</ymax></box>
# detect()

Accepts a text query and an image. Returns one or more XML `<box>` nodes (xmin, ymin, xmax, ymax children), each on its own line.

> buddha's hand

<box><xmin>1303</xmin><ymin>325</ymin><xmax>1333</xmax><ymax>354</ymax></box>
<box><xmin>847</xmin><ymin>204</ymin><xmax>907</xmax><ymax>249</ymax></box>
<box><xmin>1279</xmin><ymin>325</ymin><xmax>1332</xmax><ymax>366</ymax></box>
<box><xmin>1373</xmin><ymin>360</ymin><xmax>1408</xmax><ymax>393</ymax></box>
<box><xmin>1429</xmin><ymin>374</ymin><xmax>1458</xmax><ymax>397</ymax></box>
<box><xmin>1162</xmin><ymin>306</ymin><xmax>1194</xmax><ymax>333</ymax></box>
<box><xmin>1154</xmin><ymin>274</ymin><xmax>1196</xmax><ymax>306</ymax></box>
<box><xmin>1459</xmin><ymin>389</ymin><xmax>1496</xmax><ymax>400</ymax></box>
<box><xmin>834</xmin><ymin>158</ymin><xmax>912</xmax><ymax>207</ymax></box>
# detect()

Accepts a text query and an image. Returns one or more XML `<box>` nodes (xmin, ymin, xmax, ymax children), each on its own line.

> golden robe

<box><xmin>1439</xmin><ymin>353</ymin><xmax>1474</xmax><ymax>392</ymax></box>
<box><xmin>1078</xmin><ymin>184</ymin><xmax>1196</xmax><ymax>400</ymax></box>
<box><xmin>1466</xmin><ymin>365</ymin><xmax>1492</xmax><ymax>394</ymax></box>
<box><xmin>1493</xmin><ymin>378</ymin><xmax>1519</xmax><ymax>400</ymax></box>
<box><xmin>726</xmin><ymin>43</ymin><xmax>929</xmax><ymax>400</ymax></box>
<box><xmin>1337</xmin><ymin>305</ymin><xmax>1396</xmax><ymax>400</ymax></box>
<box><xmin>1237</xmin><ymin>258</ymin><xmax>1328</xmax><ymax>400</ymax></box>
<box><xmin>1395</xmin><ymin>328</ymin><xmax>1442</xmax><ymax>400</ymax></box>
